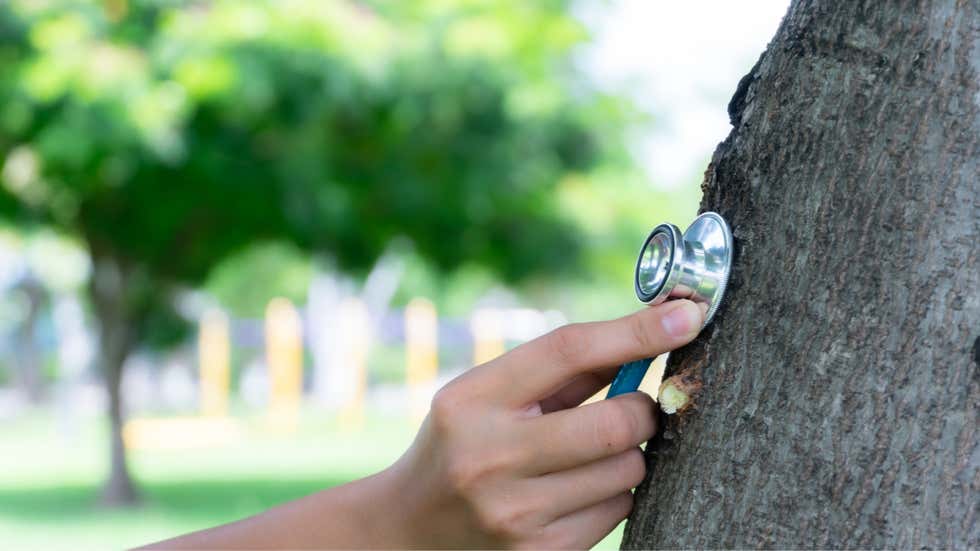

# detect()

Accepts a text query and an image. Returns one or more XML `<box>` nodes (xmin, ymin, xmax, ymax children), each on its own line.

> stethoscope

<box><xmin>606</xmin><ymin>211</ymin><xmax>733</xmax><ymax>398</ymax></box>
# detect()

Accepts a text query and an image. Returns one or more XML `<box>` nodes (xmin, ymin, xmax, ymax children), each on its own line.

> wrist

<box><xmin>310</xmin><ymin>458</ymin><xmax>426</xmax><ymax>548</ymax></box>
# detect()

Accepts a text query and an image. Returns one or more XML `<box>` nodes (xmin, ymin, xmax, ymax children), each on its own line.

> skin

<box><xmin>143</xmin><ymin>299</ymin><xmax>706</xmax><ymax>550</ymax></box>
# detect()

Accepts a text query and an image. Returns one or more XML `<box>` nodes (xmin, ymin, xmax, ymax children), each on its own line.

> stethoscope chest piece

<box><xmin>633</xmin><ymin>211</ymin><xmax>732</xmax><ymax>325</ymax></box>
<box><xmin>607</xmin><ymin>211</ymin><xmax>732</xmax><ymax>399</ymax></box>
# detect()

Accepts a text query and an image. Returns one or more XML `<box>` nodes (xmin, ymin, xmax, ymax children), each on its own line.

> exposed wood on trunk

<box><xmin>622</xmin><ymin>0</ymin><xmax>978</xmax><ymax>548</ymax></box>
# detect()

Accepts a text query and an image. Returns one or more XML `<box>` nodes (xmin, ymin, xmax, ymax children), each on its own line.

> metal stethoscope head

<box><xmin>607</xmin><ymin>211</ymin><xmax>733</xmax><ymax>398</ymax></box>
<box><xmin>633</xmin><ymin>211</ymin><xmax>733</xmax><ymax>326</ymax></box>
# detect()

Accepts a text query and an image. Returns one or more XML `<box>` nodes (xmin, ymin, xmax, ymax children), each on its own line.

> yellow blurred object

<box><xmin>471</xmin><ymin>308</ymin><xmax>505</xmax><ymax>366</ymax></box>
<box><xmin>266</xmin><ymin>297</ymin><xmax>303</xmax><ymax>432</ymax></box>
<box><xmin>337</xmin><ymin>298</ymin><xmax>370</xmax><ymax>431</ymax></box>
<box><xmin>640</xmin><ymin>355</ymin><xmax>668</xmax><ymax>398</ymax></box>
<box><xmin>123</xmin><ymin>417</ymin><xmax>242</xmax><ymax>451</ymax></box>
<box><xmin>198</xmin><ymin>308</ymin><xmax>230</xmax><ymax>417</ymax></box>
<box><xmin>405</xmin><ymin>297</ymin><xmax>438</xmax><ymax>422</ymax></box>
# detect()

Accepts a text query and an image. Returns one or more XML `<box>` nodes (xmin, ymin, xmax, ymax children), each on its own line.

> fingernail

<box><xmin>661</xmin><ymin>301</ymin><xmax>703</xmax><ymax>337</ymax></box>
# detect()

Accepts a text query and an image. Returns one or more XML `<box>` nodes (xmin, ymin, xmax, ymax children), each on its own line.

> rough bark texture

<box><xmin>622</xmin><ymin>1</ymin><xmax>978</xmax><ymax>548</ymax></box>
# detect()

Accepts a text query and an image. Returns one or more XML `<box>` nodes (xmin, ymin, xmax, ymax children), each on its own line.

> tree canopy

<box><xmin>0</xmin><ymin>0</ymin><xmax>621</xmax><ymax>304</ymax></box>
<box><xmin>0</xmin><ymin>0</ymin><xmax>646</xmax><ymax>504</ymax></box>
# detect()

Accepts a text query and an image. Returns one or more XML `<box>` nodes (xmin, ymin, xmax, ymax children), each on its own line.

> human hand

<box><xmin>385</xmin><ymin>299</ymin><xmax>706</xmax><ymax>549</ymax></box>
<box><xmin>139</xmin><ymin>299</ymin><xmax>705</xmax><ymax>551</ymax></box>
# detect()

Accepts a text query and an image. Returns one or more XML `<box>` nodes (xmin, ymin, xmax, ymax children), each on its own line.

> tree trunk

<box><xmin>89</xmin><ymin>252</ymin><xmax>141</xmax><ymax>507</ymax></box>
<box><xmin>622</xmin><ymin>1</ymin><xmax>978</xmax><ymax>549</ymax></box>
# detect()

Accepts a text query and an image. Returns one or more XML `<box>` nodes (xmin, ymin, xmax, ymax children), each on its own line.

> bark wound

<box><xmin>657</xmin><ymin>370</ymin><xmax>703</xmax><ymax>415</ymax></box>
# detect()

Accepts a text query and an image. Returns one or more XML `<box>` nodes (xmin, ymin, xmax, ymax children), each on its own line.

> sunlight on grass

<box><xmin>1</xmin><ymin>412</ymin><xmax>625</xmax><ymax>549</ymax></box>
<box><xmin>0</xmin><ymin>411</ymin><xmax>414</xmax><ymax>550</ymax></box>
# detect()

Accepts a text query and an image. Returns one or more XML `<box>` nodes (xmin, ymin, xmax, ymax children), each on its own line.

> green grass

<box><xmin>0</xmin><ymin>411</ymin><xmax>623</xmax><ymax>549</ymax></box>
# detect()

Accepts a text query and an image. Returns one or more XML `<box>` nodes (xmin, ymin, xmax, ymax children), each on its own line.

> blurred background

<box><xmin>0</xmin><ymin>1</ymin><xmax>787</xmax><ymax>548</ymax></box>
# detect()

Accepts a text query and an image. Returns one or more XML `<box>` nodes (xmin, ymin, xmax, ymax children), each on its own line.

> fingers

<box><xmin>516</xmin><ymin>391</ymin><xmax>658</xmax><ymax>475</ymax></box>
<box><xmin>537</xmin><ymin>365</ymin><xmax>620</xmax><ymax>414</ymax></box>
<box><xmin>469</xmin><ymin>300</ymin><xmax>704</xmax><ymax>408</ymax></box>
<box><xmin>528</xmin><ymin>448</ymin><xmax>645</xmax><ymax>522</ymax></box>
<box><xmin>538</xmin><ymin>492</ymin><xmax>633</xmax><ymax>550</ymax></box>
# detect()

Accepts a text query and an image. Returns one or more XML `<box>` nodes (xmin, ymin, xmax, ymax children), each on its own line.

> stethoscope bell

<box><xmin>607</xmin><ymin>211</ymin><xmax>733</xmax><ymax>398</ymax></box>
<box><xmin>633</xmin><ymin>211</ymin><xmax>733</xmax><ymax>325</ymax></box>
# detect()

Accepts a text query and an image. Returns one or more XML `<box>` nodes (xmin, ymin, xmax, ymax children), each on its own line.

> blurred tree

<box><xmin>0</xmin><ymin>0</ymin><xmax>628</xmax><ymax>505</ymax></box>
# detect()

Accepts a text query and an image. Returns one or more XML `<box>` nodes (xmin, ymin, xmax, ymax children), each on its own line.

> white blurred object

<box><xmin>52</xmin><ymin>294</ymin><xmax>95</xmax><ymax>441</ymax></box>
<box><xmin>307</xmin><ymin>273</ymin><xmax>346</xmax><ymax>406</ymax></box>
<box><xmin>498</xmin><ymin>307</ymin><xmax>564</xmax><ymax>342</ymax></box>
<box><xmin>240</xmin><ymin>359</ymin><xmax>269</xmax><ymax>409</ymax></box>
<box><xmin>159</xmin><ymin>357</ymin><xmax>197</xmax><ymax>411</ymax></box>
<box><xmin>335</xmin><ymin>297</ymin><xmax>372</xmax><ymax>428</ymax></box>
<box><xmin>24</xmin><ymin>232</ymin><xmax>90</xmax><ymax>293</ymax></box>
<box><xmin>582</xmin><ymin>0</ymin><xmax>790</xmax><ymax>189</ymax></box>
<box><xmin>360</xmin><ymin>244</ymin><xmax>406</xmax><ymax>320</ymax></box>
<box><xmin>53</xmin><ymin>295</ymin><xmax>94</xmax><ymax>378</ymax></box>
<box><xmin>121</xmin><ymin>355</ymin><xmax>155</xmax><ymax>412</ymax></box>
<box><xmin>0</xmin><ymin>233</ymin><xmax>25</xmax><ymax>291</ymax></box>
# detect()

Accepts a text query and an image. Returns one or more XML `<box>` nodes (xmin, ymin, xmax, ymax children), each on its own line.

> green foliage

<box><xmin>549</xmin><ymin>167</ymin><xmax>702</xmax><ymax>318</ymax></box>
<box><xmin>139</xmin><ymin>296</ymin><xmax>191</xmax><ymax>352</ymax></box>
<box><xmin>206</xmin><ymin>241</ymin><xmax>313</xmax><ymax>318</ymax></box>
<box><xmin>0</xmin><ymin>0</ymin><xmax>615</xmax><ymax>301</ymax></box>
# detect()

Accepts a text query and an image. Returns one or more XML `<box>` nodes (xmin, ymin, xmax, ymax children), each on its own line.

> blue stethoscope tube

<box><xmin>605</xmin><ymin>357</ymin><xmax>654</xmax><ymax>397</ymax></box>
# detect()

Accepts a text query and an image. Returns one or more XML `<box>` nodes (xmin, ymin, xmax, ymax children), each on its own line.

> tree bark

<box><xmin>89</xmin><ymin>251</ymin><xmax>141</xmax><ymax>507</ymax></box>
<box><xmin>622</xmin><ymin>1</ymin><xmax>978</xmax><ymax>549</ymax></box>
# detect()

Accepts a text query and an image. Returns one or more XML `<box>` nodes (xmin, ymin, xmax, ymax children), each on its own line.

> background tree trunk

<box><xmin>89</xmin><ymin>252</ymin><xmax>141</xmax><ymax>507</ymax></box>
<box><xmin>622</xmin><ymin>1</ymin><xmax>978</xmax><ymax>548</ymax></box>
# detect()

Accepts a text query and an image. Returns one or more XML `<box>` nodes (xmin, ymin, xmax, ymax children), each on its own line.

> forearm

<box><xmin>140</xmin><ymin>303</ymin><xmax>702</xmax><ymax>550</ymax></box>
<box><xmin>139</xmin><ymin>466</ymin><xmax>416</xmax><ymax>550</ymax></box>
